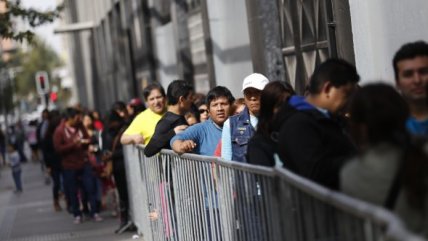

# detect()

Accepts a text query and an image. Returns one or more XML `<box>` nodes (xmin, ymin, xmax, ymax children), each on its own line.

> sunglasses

<box><xmin>199</xmin><ymin>109</ymin><xmax>208</xmax><ymax>114</ymax></box>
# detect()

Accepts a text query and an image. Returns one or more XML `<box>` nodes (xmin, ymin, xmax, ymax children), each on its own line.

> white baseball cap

<box><xmin>242</xmin><ymin>73</ymin><xmax>269</xmax><ymax>92</ymax></box>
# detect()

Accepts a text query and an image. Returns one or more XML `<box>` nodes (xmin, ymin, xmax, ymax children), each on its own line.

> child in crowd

<box><xmin>8</xmin><ymin>144</ymin><xmax>23</xmax><ymax>193</ymax></box>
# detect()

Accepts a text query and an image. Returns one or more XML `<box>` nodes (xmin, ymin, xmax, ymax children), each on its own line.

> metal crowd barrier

<box><xmin>123</xmin><ymin>145</ymin><xmax>426</xmax><ymax>241</ymax></box>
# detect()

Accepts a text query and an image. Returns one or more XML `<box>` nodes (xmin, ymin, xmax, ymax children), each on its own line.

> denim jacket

<box><xmin>230</xmin><ymin>107</ymin><xmax>255</xmax><ymax>162</ymax></box>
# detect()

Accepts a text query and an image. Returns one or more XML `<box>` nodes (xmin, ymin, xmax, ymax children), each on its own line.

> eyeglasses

<box><xmin>199</xmin><ymin>109</ymin><xmax>208</xmax><ymax>114</ymax></box>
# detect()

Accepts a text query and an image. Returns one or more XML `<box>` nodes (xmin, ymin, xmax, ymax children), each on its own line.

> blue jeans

<box><xmin>12</xmin><ymin>168</ymin><xmax>22</xmax><ymax>191</ymax></box>
<box><xmin>63</xmin><ymin>163</ymin><xmax>98</xmax><ymax>218</ymax></box>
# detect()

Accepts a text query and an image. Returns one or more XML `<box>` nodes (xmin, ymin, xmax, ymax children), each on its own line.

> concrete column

<box><xmin>171</xmin><ymin>0</ymin><xmax>194</xmax><ymax>84</ymax></box>
<box><xmin>205</xmin><ymin>0</ymin><xmax>253</xmax><ymax>97</ymax></box>
<box><xmin>349</xmin><ymin>0</ymin><xmax>428</xmax><ymax>84</ymax></box>
<box><xmin>245</xmin><ymin>0</ymin><xmax>285</xmax><ymax>83</ymax></box>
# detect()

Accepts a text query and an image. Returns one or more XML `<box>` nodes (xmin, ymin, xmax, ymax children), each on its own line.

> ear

<box><xmin>178</xmin><ymin>96</ymin><xmax>185</xmax><ymax>104</ymax></box>
<box><xmin>321</xmin><ymin>81</ymin><xmax>333</xmax><ymax>96</ymax></box>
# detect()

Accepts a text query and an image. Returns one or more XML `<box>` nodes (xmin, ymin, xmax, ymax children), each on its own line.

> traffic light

<box><xmin>39</xmin><ymin>75</ymin><xmax>45</xmax><ymax>89</ymax></box>
<box><xmin>35</xmin><ymin>71</ymin><xmax>50</xmax><ymax>95</ymax></box>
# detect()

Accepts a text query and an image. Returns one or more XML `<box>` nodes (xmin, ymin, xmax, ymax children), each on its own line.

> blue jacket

<box><xmin>229</xmin><ymin>107</ymin><xmax>255</xmax><ymax>162</ymax></box>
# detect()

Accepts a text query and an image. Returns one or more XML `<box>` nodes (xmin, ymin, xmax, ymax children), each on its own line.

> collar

<box><xmin>209</xmin><ymin>119</ymin><xmax>223</xmax><ymax>131</ymax></box>
<box><xmin>315</xmin><ymin>107</ymin><xmax>330</xmax><ymax>118</ymax></box>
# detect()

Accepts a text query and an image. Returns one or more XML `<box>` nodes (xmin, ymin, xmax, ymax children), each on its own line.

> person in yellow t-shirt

<box><xmin>121</xmin><ymin>83</ymin><xmax>167</xmax><ymax>145</ymax></box>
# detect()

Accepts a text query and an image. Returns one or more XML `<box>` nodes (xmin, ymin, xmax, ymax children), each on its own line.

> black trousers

<box><xmin>113</xmin><ymin>159</ymin><xmax>129</xmax><ymax>223</ymax></box>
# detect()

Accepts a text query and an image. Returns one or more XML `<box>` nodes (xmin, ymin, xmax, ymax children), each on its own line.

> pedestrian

<box><xmin>102</xmin><ymin>102</ymin><xmax>133</xmax><ymax>233</ymax></box>
<box><xmin>126</xmin><ymin>98</ymin><xmax>146</xmax><ymax>120</ymax></box>
<box><xmin>230</xmin><ymin>98</ymin><xmax>245</xmax><ymax>116</ymax></box>
<box><xmin>14</xmin><ymin>122</ymin><xmax>28</xmax><ymax>163</ymax></box>
<box><xmin>275</xmin><ymin>58</ymin><xmax>359</xmax><ymax>190</ymax></box>
<box><xmin>121</xmin><ymin>83</ymin><xmax>167</xmax><ymax>145</ymax></box>
<box><xmin>393</xmin><ymin>41</ymin><xmax>428</xmax><ymax>136</ymax></box>
<box><xmin>91</xmin><ymin>111</ymin><xmax>104</xmax><ymax>131</ymax></box>
<box><xmin>144</xmin><ymin>80</ymin><xmax>193</xmax><ymax>157</ymax></box>
<box><xmin>171</xmin><ymin>86</ymin><xmax>234</xmax><ymax>156</ymax></box>
<box><xmin>185</xmin><ymin>102</ymin><xmax>200</xmax><ymax>126</ymax></box>
<box><xmin>82</xmin><ymin>112</ymin><xmax>103</xmax><ymax>216</ymax></box>
<box><xmin>7</xmin><ymin>143</ymin><xmax>23</xmax><ymax>193</ymax></box>
<box><xmin>196</xmin><ymin>100</ymin><xmax>209</xmax><ymax>122</ymax></box>
<box><xmin>341</xmin><ymin>83</ymin><xmax>428</xmax><ymax>237</ymax></box>
<box><xmin>44</xmin><ymin>110</ymin><xmax>63</xmax><ymax>211</ymax></box>
<box><xmin>26</xmin><ymin>119</ymin><xmax>40</xmax><ymax>162</ymax></box>
<box><xmin>0</xmin><ymin>127</ymin><xmax>6</xmax><ymax>166</ymax></box>
<box><xmin>247</xmin><ymin>81</ymin><xmax>295</xmax><ymax>166</ymax></box>
<box><xmin>54</xmin><ymin>107</ymin><xmax>101</xmax><ymax>224</ymax></box>
<box><xmin>221</xmin><ymin>73</ymin><xmax>269</xmax><ymax>162</ymax></box>
<box><xmin>37</xmin><ymin>109</ymin><xmax>51</xmax><ymax>184</ymax></box>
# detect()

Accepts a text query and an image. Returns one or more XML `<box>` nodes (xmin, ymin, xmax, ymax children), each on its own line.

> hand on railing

<box><xmin>172</xmin><ymin>139</ymin><xmax>197</xmax><ymax>154</ymax></box>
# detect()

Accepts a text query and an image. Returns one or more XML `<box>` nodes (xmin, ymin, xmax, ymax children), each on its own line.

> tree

<box><xmin>9</xmin><ymin>37</ymin><xmax>63</xmax><ymax>97</ymax></box>
<box><xmin>0</xmin><ymin>0</ymin><xmax>63</xmax><ymax>42</ymax></box>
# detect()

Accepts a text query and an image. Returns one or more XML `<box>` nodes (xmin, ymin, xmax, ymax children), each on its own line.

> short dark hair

<box><xmin>167</xmin><ymin>80</ymin><xmax>193</xmax><ymax>105</ymax></box>
<box><xmin>112</xmin><ymin>101</ymin><xmax>127</xmax><ymax>113</ymax></box>
<box><xmin>308</xmin><ymin>58</ymin><xmax>360</xmax><ymax>95</ymax></box>
<box><xmin>143</xmin><ymin>83</ymin><xmax>166</xmax><ymax>101</ymax></box>
<box><xmin>393</xmin><ymin>41</ymin><xmax>428</xmax><ymax>81</ymax></box>
<box><xmin>206</xmin><ymin>86</ymin><xmax>235</xmax><ymax>107</ymax></box>
<box><xmin>63</xmin><ymin>107</ymin><xmax>81</xmax><ymax>120</ymax></box>
<box><xmin>109</xmin><ymin>101</ymin><xmax>127</xmax><ymax>123</ymax></box>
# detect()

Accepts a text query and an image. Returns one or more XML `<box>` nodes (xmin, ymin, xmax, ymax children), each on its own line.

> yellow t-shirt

<box><xmin>123</xmin><ymin>108</ymin><xmax>164</xmax><ymax>144</ymax></box>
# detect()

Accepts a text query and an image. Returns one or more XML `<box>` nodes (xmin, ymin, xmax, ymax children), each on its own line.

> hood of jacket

<box><xmin>288</xmin><ymin>95</ymin><xmax>317</xmax><ymax>111</ymax></box>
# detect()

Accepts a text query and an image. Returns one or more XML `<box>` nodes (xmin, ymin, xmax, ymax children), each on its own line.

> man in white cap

<box><xmin>221</xmin><ymin>73</ymin><xmax>269</xmax><ymax>162</ymax></box>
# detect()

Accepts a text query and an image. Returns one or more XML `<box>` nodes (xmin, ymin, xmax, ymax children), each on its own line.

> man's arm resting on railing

<box><xmin>171</xmin><ymin>139</ymin><xmax>196</xmax><ymax>154</ymax></box>
<box><xmin>120</xmin><ymin>134</ymin><xmax>145</xmax><ymax>145</ymax></box>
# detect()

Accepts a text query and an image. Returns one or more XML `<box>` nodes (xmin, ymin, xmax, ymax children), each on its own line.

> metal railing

<box><xmin>123</xmin><ymin>145</ymin><xmax>426</xmax><ymax>241</ymax></box>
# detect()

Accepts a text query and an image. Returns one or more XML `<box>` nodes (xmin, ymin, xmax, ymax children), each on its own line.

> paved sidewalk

<box><xmin>0</xmin><ymin>161</ymin><xmax>142</xmax><ymax>241</ymax></box>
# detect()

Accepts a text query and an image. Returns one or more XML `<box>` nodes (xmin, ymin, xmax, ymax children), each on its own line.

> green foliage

<box><xmin>0</xmin><ymin>0</ymin><xmax>63</xmax><ymax>42</ymax></box>
<box><xmin>10</xmin><ymin>37</ymin><xmax>63</xmax><ymax>96</ymax></box>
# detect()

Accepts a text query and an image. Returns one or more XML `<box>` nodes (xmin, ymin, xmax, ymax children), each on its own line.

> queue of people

<box><xmin>118</xmin><ymin>40</ymin><xmax>428</xmax><ymax>238</ymax></box>
<box><xmin>1</xmin><ymin>39</ymin><xmax>427</xmax><ymax>237</ymax></box>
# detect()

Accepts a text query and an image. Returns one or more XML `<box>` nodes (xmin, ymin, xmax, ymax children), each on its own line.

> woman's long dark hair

<box><xmin>349</xmin><ymin>83</ymin><xmax>428</xmax><ymax>209</ymax></box>
<box><xmin>257</xmin><ymin>81</ymin><xmax>295</xmax><ymax>138</ymax></box>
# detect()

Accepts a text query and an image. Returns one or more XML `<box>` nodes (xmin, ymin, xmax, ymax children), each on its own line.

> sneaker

<box><xmin>73</xmin><ymin>216</ymin><xmax>82</xmax><ymax>224</ymax></box>
<box><xmin>93</xmin><ymin>213</ymin><xmax>103</xmax><ymax>222</ymax></box>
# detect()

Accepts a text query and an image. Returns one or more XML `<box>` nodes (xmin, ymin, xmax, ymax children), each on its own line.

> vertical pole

<box><xmin>171</xmin><ymin>0</ymin><xmax>194</xmax><ymax>85</ymax></box>
<box><xmin>45</xmin><ymin>93</ymin><xmax>49</xmax><ymax>109</ymax></box>
<box><xmin>245</xmin><ymin>0</ymin><xmax>285</xmax><ymax>82</ymax></box>
<box><xmin>200</xmin><ymin>0</ymin><xmax>216</xmax><ymax>89</ymax></box>
<box><xmin>1</xmin><ymin>70</ymin><xmax>9</xmax><ymax>158</ymax></box>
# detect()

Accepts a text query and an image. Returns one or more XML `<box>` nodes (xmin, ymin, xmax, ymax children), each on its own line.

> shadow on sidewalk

<box><xmin>0</xmin><ymin>162</ymin><xmax>142</xmax><ymax>241</ymax></box>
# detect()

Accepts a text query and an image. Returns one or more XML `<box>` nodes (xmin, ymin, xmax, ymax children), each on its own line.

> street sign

<box><xmin>35</xmin><ymin>71</ymin><xmax>50</xmax><ymax>95</ymax></box>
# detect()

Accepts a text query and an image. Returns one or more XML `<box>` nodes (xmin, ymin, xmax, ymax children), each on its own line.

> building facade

<box><xmin>60</xmin><ymin>0</ymin><xmax>428</xmax><ymax>112</ymax></box>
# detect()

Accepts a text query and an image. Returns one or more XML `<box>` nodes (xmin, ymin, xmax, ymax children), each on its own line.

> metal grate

<box><xmin>278</xmin><ymin>0</ymin><xmax>334</xmax><ymax>94</ymax></box>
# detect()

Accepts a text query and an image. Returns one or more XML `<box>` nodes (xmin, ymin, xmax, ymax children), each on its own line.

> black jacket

<box><xmin>144</xmin><ymin>112</ymin><xmax>188</xmax><ymax>157</ymax></box>
<box><xmin>247</xmin><ymin>133</ymin><xmax>276</xmax><ymax>167</ymax></box>
<box><xmin>275</xmin><ymin>101</ymin><xmax>356</xmax><ymax>190</ymax></box>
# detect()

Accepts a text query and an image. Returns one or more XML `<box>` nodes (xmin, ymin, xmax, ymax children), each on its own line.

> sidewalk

<box><xmin>0</xmin><ymin>161</ymin><xmax>142</xmax><ymax>241</ymax></box>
